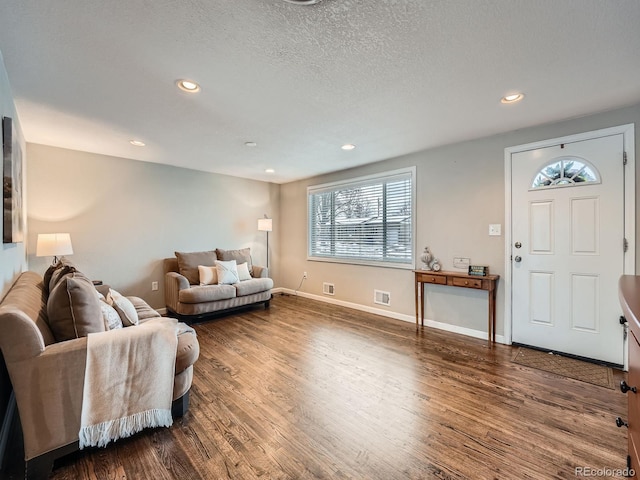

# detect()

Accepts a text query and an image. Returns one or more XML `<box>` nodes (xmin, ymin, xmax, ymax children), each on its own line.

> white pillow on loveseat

<box><xmin>237</xmin><ymin>262</ymin><xmax>252</xmax><ymax>281</ymax></box>
<box><xmin>216</xmin><ymin>260</ymin><xmax>239</xmax><ymax>285</ymax></box>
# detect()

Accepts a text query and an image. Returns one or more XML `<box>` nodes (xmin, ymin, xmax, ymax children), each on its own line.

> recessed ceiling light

<box><xmin>129</xmin><ymin>139</ymin><xmax>146</xmax><ymax>147</ymax></box>
<box><xmin>501</xmin><ymin>93</ymin><xmax>524</xmax><ymax>104</ymax></box>
<box><xmin>341</xmin><ymin>144</ymin><xmax>356</xmax><ymax>151</ymax></box>
<box><xmin>245</xmin><ymin>141</ymin><xmax>257</xmax><ymax>147</ymax></box>
<box><xmin>176</xmin><ymin>79</ymin><xmax>201</xmax><ymax>93</ymax></box>
<box><xmin>265</xmin><ymin>168</ymin><xmax>275</xmax><ymax>174</ymax></box>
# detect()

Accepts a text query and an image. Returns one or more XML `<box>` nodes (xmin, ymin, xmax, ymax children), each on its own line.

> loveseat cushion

<box><xmin>175</xmin><ymin>250</ymin><xmax>217</xmax><ymax>285</ymax></box>
<box><xmin>47</xmin><ymin>272</ymin><xmax>105</xmax><ymax>342</ymax></box>
<box><xmin>216</xmin><ymin>248</ymin><xmax>252</xmax><ymax>273</ymax></box>
<box><xmin>234</xmin><ymin>278</ymin><xmax>274</xmax><ymax>297</ymax></box>
<box><xmin>178</xmin><ymin>284</ymin><xmax>237</xmax><ymax>304</ymax></box>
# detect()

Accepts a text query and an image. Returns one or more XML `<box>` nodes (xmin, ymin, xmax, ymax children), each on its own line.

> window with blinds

<box><xmin>307</xmin><ymin>167</ymin><xmax>415</xmax><ymax>268</ymax></box>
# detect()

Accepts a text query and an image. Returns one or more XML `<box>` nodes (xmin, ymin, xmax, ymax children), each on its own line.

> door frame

<box><xmin>504</xmin><ymin>124</ymin><xmax>636</xmax><ymax>366</ymax></box>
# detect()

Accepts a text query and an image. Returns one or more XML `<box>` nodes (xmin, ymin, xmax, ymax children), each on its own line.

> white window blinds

<box><xmin>308</xmin><ymin>168</ymin><xmax>415</xmax><ymax>267</ymax></box>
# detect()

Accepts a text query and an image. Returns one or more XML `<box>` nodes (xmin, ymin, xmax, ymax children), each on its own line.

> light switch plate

<box><xmin>489</xmin><ymin>224</ymin><xmax>501</xmax><ymax>236</ymax></box>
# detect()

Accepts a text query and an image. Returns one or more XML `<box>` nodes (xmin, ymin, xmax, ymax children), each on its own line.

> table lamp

<box><xmin>36</xmin><ymin>233</ymin><xmax>74</xmax><ymax>264</ymax></box>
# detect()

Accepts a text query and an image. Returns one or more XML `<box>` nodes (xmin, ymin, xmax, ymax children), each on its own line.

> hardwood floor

<box><xmin>4</xmin><ymin>294</ymin><xmax>629</xmax><ymax>479</ymax></box>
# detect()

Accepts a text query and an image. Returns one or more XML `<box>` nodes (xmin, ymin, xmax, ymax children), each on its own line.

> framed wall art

<box><xmin>3</xmin><ymin>116</ymin><xmax>23</xmax><ymax>244</ymax></box>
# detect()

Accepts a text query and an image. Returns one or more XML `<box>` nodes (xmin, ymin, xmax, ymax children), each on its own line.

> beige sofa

<box><xmin>164</xmin><ymin>248</ymin><xmax>273</xmax><ymax>319</ymax></box>
<box><xmin>0</xmin><ymin>268</ymin><xmax>199</xmax><ymax>480</ymax></box>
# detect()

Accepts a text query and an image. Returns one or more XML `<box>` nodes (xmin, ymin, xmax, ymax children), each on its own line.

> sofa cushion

<box><xmin>216</xmin><ymin>248</ymin><xmax>252</xmax><ymax>273</ymax></box>
<box><xmin>99</xmin><ymin>301</ymin><xmax>123</xmax><ymax>330</ymax></box>
<box><xmin>237</xmin><ymin>262</ymin><xmax>252</xmax><ymax>281</ymax></box>
<box><xmin>47</xmin><ymin>272</ymin><xmax>105</xmax><ymax>342</ymax></box>
<box><xmin>234</xmin><ymin>278</ymin><xmax>274</xmax><ymax>297</ymax></box>
<box><xmin>109</xmin><ymin>289</ymin><xmax>140</xmax><ymax>327</ymax></box>
<box><xmin>175</xmin><ymin>250</ymin><xmax>217</xmax><ymax>285</ymax></box>
<box><xmin>216</xmin><ymin>260</ymin><xmax>239</xmax><ymax>285</ymax></box>
<box><xmin>198</xmin><ymin>265</ymin><xmax>218</xmax><ymax>285</ymax></box>
<box><xmin>44</xmin><ymin>257</ymin><xmax>78</xmax><ymax>295</ymax></box>
<box><xmin>175</xmin><ymin>322</ymin><xmax>199</xmax><ymax>374</ymax></box>
<box><xmin>178</xmin><ymin>284</ymin><xmax>237</xmax><ymax>304</ymax></box>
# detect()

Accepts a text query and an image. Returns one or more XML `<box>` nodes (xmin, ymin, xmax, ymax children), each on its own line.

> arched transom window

<box><xmin>531</xmin><ymin>156</ymin><xmax>600</xmax><ymax>189</ymax></box>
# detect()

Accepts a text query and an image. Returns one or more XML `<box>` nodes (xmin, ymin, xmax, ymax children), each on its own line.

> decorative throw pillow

<box><xmin>99</xmin><ymin>301</ymin><xmax>123</xmax><ymax>330</ymax></box>
<box><xmin>237</xmin><ymin>262</ymin><xmax>252</xmax><ymax>281</ymax></box>
<box><xmin>109</xmin><ymin>288</ymin><xmax>139</xmax><ymax>327</ymax></box>
<box><xmin>198</xmin><ymin>265</ymin><xmax>218</xmax><ymax>285</ymax></box>
<box><xmin>47</xmin><ymin>272</ymin><xmax>105</xmax><ymax>342</ymax></box>
<box><xmin>216</xmin><ymin>248</ymin><xmax>252</xmax><ymax>273</ymax></box>
<box><xmin>216</xmin><ymin>260</ymin><xmax>239</xmax><ymax>285</ymax></box>
<box><xmin>44</xmin><ymin>257</ymin><xmax>78</xmax><ymax>295</ymax></box>
<box><xmin>175</xmin><ymin>250</ymin><xmax>217</xmax><ymax>285</ymax></box>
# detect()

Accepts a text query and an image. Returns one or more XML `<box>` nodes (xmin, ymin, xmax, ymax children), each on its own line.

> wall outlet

<box><xmin>151</xmin><ymin>281</ymin><xmax>159</xmax><ymax>291</ymax></box>
<box><xmin>489</xmin><ymin>224</ymin><xmax>502</xmax><ymax>236</ymax></box>
<box><xmin>303</xmin><ymin>271</ymin><xmax>308</xmax><ymax>279</ymax></box>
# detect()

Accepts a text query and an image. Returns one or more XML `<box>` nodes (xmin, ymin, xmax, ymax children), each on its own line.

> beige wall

<box><xmin>27</xmin><ymin>144</ymin><xmax>279</xmax><ymax>309</ymax></box>
<box><xmin>280</xmin><ymin>103</ymin><xmax>640</xmax><ymax>338</ymax></box>
<box><xmin>0</xmin><ymin>51</ymin><xmax>27</xmax><ymax>298</ymax></box>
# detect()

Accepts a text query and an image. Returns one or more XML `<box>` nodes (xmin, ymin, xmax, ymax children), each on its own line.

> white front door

<box><xmin>511</xmin><ymin>133</ymin><xmax>626</xmax><ymax>365</ymax></box>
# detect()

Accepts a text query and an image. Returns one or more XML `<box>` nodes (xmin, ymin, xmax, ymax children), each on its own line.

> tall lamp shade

<box><xmin>257</xmin><ymin>218</ymin><xmax>273</xmax><ymax>232</ymax></box>
<box><xmin>36</xmin><ymin>233</ymin><xmax>73</xmax><ymax>263</ymax></box>
<box><xmin>258</xmin><ymin>217</ymin><xmax>272</xmax><ymax>268</ymax></box>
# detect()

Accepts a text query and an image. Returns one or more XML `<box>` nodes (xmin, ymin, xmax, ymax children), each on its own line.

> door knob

<box><xmin>514</xmin><ymin>256</ymin><xmax>522</xmax><ymax>263</ymax></box>
<box><xmin>514</xmin><ymin>242</ymin><xmax>522</xmax><ymax>249</ymax></box>
<box><xmin>621</xmin><ymin>380</ymin><xmax>637</xmax><ymax>394</ymax></box>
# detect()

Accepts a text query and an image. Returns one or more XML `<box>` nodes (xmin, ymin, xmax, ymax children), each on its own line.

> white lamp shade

<box><xmin>36</xmin><ymin>233</ymin><xmax>74</xmax><ymax>257</ymax></box>
<box><xmin>258</xmin><ymin>218</ymin><xmax>273</xmax><ymax>232</ymax></box>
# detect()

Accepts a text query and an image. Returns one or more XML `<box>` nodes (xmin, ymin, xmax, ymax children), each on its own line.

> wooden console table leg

<box><xmin>415</xmin><ymin>277</ymin><xmax>419</xmax><ymax>326</ymax></box>
<box><xmin>488</xmin><ymin>287</ymin><xmax>496</xmax><ymax>346</ymax></box>
<box><xmin>420</xmin><ymin>281</ymin><xmax>425</xmax><ymax>327</ymax></box>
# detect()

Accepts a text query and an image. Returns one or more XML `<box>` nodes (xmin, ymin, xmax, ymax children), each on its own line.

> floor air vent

<box><xmin>323</xmin><ymin>283</ymin><xmax>335</xmax><ymax>296</ymax></box>
<box><xmin>374</xmin><ymin>290</ymin><xmax>391</xmax><ymax>306</ymax></box>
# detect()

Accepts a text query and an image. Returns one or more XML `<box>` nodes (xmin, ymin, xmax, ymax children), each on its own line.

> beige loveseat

<box><xmin>0</xmin><ymin>267</ymin><xmax>199</xmax><ymax>480</ymax></box>
<box><xmin>164</xmin><ymin>248</ymin><xmax>273</xmax><ymax>319</ymax></box>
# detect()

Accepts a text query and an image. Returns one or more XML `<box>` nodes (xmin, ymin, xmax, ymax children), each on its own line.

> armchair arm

<box><xmin>252</xmin><ymin>265</ymin><xmax>269</xmax><ymax>278</ymax></box>
<box><xmin>165</xmin><ymin>272</ymin><xmax>190</xmax><ymax>312</ymax></box>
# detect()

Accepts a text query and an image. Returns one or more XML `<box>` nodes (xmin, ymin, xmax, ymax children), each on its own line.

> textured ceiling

<box><xmin>0</xmin><ymin>0</ymin><xmax>639</xmax><ymax>183</ymax></box>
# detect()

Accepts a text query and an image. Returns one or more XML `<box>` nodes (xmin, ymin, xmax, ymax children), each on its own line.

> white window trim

<box><xmin>307</xmin><ymin>166</ymin><xmax>416</xmax><ymax>270</ymax></box>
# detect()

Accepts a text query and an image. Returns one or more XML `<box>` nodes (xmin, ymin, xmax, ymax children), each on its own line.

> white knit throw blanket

<box><xmin>79</xmin><ymin>317</ymin><xmax>178</xmax><ymax>449</ymax></box>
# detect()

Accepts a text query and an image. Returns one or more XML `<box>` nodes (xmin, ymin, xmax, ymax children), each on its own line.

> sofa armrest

<box><xmin>165</xmin><ymin>272</ymin><xmax>190</xmax><ymax>312</ymax></box>
<box><xmin>252</xmin><ymin>265</ymin><xmax>269</xmax><ymax>279</ymax></box>
<box><xmin>9</xmin><ymin>338</ymin><xmax>88</xmax><ymax>460</ymax></box>
<box><xmin>127</xmin><ymin>295</ymin><xmax>162</xmax><ymax>320</ymax></box>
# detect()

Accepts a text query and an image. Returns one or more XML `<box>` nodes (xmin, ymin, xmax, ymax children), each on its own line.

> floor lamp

<box><xmin>258</xmin><ymin>216</ymin><xmax>272</xmax><ymax>269</ymax></box>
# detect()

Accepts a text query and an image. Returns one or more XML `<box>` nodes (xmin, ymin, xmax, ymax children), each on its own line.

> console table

<box><xmin>414</xmin><ymin>270</ymin><xmax>500</xmax><ymax>344</ymax></box>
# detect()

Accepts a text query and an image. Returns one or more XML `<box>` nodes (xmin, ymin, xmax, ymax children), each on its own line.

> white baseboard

<box><xmin>157</xmin><ymin>307</ymin><xmax>167</xmax><ymax>315</ymax></box>
<box><xmin>277</xmin><ymin>288</ymin><xmax>505</xmax><ymax>344</ymax></box>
